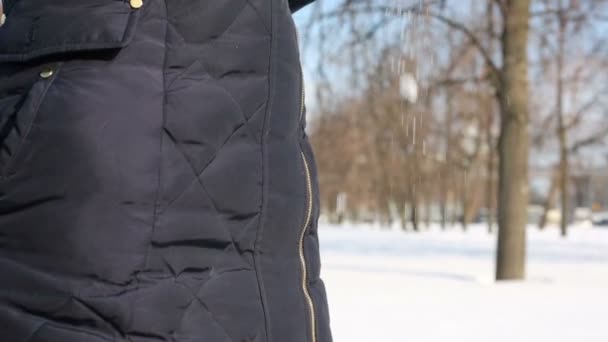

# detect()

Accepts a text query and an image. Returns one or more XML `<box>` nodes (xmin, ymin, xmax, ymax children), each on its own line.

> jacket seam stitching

<box><xmin>254</xmin><ymin>0</ymin><xmax>276</xmax><ymax>341</ymax></box>
<box><xmin>134</xmin><ymin>0</ymin><xmax>167</xmax><ymax>327</ymax></box>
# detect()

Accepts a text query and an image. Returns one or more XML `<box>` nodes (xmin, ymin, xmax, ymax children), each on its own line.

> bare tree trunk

<box><xmin>486</xmin><ymin>115</ymin><xmax>495</xmax><ymax>234</ymax></box>
<box><xmin>461</xmin><ymin>175</ymin><xmax>469</xmax><ymax>231</ymax></box>
<box><xmin>538</xmin><ymin>169</ymin><xmax>558</xmax><ymax>230</ymax></box>
<box><xmin>556</xmin><ymin>6</ymin><xmax>569</xmax><ymax>237</ymax></box>
<box><xmin>486</xmin><ymin>0</ymin><xmax>496</xmax><ymax>235</ymax></box>
<box><xmin>408</xmin><ymin>171</ymin><xmax>420</xmax><ymax>232</ymax></box>
<box><xmin>425</xmin><ymin>192</ymin><xmax>432</xmax><ymax>228</ymax></box>
<box><xmin>375</xmin><ymin>150</ymin><xmax>393</xmax><ymax>228</ymax></box>
<box><xmin>441</xmin><ymin>93</ymin><xmax>453</xmax><ymax>230</ymax></box>
<box><xmin>451</xmin><ymin>185</ymin><xmax>459</xmax><ymax>227</ymax></box>
<box><xmin>440</xmin><ymin>198</ymin><xmax>447</xmax><ymax>230</ymax></box>
<box><xmin>383</xmin><ymin>198</ymin><xmax>393</xmax><ymax>227</ymax></box>
<box><xmin>496</xmin><ymin>0</ymin><xmax>531</xmax><ymax>281</ymax></box>
<box><xmin>410</xmin><ymin>204</ymin><xmax>419</xmax><ymax>232</ymax></box>
<box><xmin>558</xmin><ymin>126</ymin><xmax>569</xmax><ymax>236</ymax></box>
<box><xmin>400</xmin><ymin>200</ymin><xmax>408</xmax><ymax>231</ymax></box>
<box><xmin>410</xmin><ymin>186</ymin><xmax>419</xmax><ymax>232</ymax></box>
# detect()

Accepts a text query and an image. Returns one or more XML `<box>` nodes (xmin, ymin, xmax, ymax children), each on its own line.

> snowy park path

<box><xmin>319</xmin><ymin>224</ymin><xmax>608</xmax><ymax>342</ymax></box>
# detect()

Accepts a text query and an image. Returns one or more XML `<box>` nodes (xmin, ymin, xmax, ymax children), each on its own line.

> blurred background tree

<box><xmin>299</xmin><ymin>0</ymin><xmax>608</xmax><ymax>281</ymax></box>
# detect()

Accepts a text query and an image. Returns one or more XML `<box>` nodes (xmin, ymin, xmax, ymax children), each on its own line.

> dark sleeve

<box><xmin>289</xmin><ymin>0</ymin><xmax>315</xmax><ymax>13</ymax></box>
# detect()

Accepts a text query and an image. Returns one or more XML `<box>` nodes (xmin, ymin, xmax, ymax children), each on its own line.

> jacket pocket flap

<box><xmin>0</xmin><ymin>1</ymin><xmax>140</xmax><ymax>62</ymax></box>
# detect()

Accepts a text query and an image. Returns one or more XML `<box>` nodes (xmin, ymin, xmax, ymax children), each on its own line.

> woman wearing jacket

<box><xmin>0</xmin><ymin>0</ymin><xmax>331</xmax><ymax>341</ymax></box>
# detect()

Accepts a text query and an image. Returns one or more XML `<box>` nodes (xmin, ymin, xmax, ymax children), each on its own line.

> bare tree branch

<box><xmin>420</xmin><ymin>11</ymin><xmax>500</xmax><ymax>76</ymax></box>
<box><xmin>570</xmin><ymin>124</ymin><xmax>608</xmax><ymax>153</ymax></box>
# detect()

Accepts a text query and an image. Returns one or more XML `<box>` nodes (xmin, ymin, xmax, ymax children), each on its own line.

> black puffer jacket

<box><xmin>0</xmin><ymin>0</ymin><xmax>331</xmax><ymax>341</ymax></box>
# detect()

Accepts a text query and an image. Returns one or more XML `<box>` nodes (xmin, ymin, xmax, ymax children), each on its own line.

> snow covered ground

<box><xmin>318</xmin><ymin>223</ymin><xmax>608</xmax><ymax>342</ymax></box>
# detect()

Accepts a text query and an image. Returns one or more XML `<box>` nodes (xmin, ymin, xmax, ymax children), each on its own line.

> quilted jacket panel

<box><xmin>0</xmin><ymin>0</ymin><xmax>331</xmax><ymax>341</ymax></box>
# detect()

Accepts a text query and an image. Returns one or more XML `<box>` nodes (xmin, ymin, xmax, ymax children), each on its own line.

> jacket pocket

<box><xmin>0</xmin><ymin>63</ymin><xmax>61</xmax><ymax>178</ymax></box>
<box><xmin>0</xmin><ymin>0</ymin><xmax>142</xmax><ymax>178</ymax></box>
<box><xmin>0</xmin><ymin>0</ymin><xmax>141</xmax><ymax>63</ymax></box>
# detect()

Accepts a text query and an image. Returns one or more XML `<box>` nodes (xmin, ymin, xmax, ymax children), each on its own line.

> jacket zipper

<box><xmin>294</xmin><ymin>23</ymin><xmax>317</xmax><ymax>342</ymax></box>
<box><xmin>299</xmin><ymin>150</ymin><xmax>317</xmax><ymax>342</ymax></box>
<box><xmin>298</xmin><ymin>62</ymin><xmax>305</xmax><ymax>124</ymax></box>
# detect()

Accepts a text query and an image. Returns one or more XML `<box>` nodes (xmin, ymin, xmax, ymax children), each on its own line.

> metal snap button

<box><xmin>40</xmin><ymin>69</ymin><xmax>54</xmax><ymax>79</ymax></box>
<box><xmin>130</xmin><ymin>0</ymin><xmax>143</xmax><ymax>9</ymax></box>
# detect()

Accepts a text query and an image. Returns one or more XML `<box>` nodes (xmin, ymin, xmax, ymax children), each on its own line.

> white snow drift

<box><xmin>319</xmin><ymin>223</ymin><xmax>608</xmax><ymax>342</ymax></box>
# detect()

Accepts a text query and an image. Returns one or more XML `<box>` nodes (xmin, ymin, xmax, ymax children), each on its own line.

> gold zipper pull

<box><xmin>130</xmin><ymin>0</ymin><xmax>143</xmax><ymax>9</ymax></box>
<box><xmin>39</xmin><ymin>68</ymin><xmax>54</xmax><ymax>79</ymax></box>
